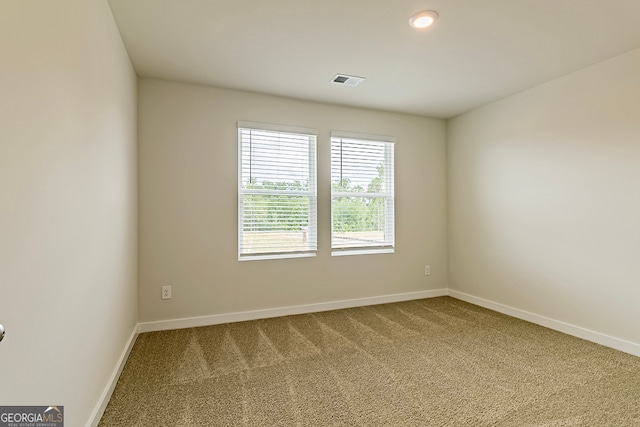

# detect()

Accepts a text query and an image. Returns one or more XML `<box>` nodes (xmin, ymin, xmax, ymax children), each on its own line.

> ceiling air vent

<box><xmin>331</xmin><ymin>74</ymin><xmax>365</xmax><ymax>87</ymax></box>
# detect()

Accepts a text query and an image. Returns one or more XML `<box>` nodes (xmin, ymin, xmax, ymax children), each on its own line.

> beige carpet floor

<box><xmin>98</xmin><ymin>297</ymin><xmax>640</xmax><ymax>426</ymax></box>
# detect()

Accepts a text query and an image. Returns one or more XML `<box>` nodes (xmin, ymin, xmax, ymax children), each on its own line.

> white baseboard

<box><xmin>86</xmin><ymin>325</ymin><xmax>139</xmax><ymax>427</ymax></box>
<box><xmin>448</xmin><ymin>289</ymin><xmax>640</xmax><ymax>357</ymax></box>
<box><xmin>138</xmin><ymin>289</ymin><xmax>448</xmax><ymax>333</ymax></box>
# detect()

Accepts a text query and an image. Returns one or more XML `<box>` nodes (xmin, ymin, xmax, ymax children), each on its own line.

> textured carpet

<box><xmin>98</xmin><ymin>297</ymin><xmax>640</xmax><ymax>426</ymax></box>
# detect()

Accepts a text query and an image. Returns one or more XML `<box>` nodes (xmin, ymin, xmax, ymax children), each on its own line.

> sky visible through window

<box><xmin>331</xmin><ymin>138</ymin><xmax>387</xmax><ymax>191</ymax></box>
<box><xmin>240</xmin><ymin>129</ymin><xmax>311</xmax><ymax>189</ymax></box>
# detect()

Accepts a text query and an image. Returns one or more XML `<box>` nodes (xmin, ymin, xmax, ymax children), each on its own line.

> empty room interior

<box><xmin>2</xmin><ymin>0</ymin><xmax>640</xmax><ymax>426</ymax></box>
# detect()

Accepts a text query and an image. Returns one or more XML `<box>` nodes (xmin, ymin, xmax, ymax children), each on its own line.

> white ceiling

<box><xmin>107</xmin><ymin>0</ymin><xmax>640</xmax><ymax>119</ymax></box>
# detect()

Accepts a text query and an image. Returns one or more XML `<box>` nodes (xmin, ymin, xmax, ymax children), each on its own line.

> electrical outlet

<box><xmin>424</xmin><ymin>265</ymin><xmax>431</xmax><ymax>276</ymax></box>
<box><xmin>162</xmin><ymin>285</ymin><xmax>172</xmax><ymax>300</ymax></box>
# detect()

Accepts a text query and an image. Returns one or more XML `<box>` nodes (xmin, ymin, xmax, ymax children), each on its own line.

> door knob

<box><xmin>0</xmin><ymin>324</ymin><xmax>5</xmax><ymax>342</ymax></box>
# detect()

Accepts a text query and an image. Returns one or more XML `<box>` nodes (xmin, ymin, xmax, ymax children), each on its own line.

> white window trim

<box><xmin>330</xmin><ymin>131</ymin><xmax>395</xmax><ymax>256</ymax></box>
<box><xmin>238</xmin><ymin>121</ymin><xmax>318</xmax><ymax>137</ymax></box>
<box><xmin>330</xmin><ymin>130</ymin><xmax>396</xmax><ymax>144</ymax></box>
<box><xmin>238</xmin><ymin>121</ymin><xmax>318</xmax><ymax>261</ymax></box>
<box><xmin>331</xmin><ymin>247</ymin><xmax>395</xmax><ymax>257</ymax></box>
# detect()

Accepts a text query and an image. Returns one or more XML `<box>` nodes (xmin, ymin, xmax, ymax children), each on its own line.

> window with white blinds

<box><xmin>238</xmin><ymin>121</ymin><xmax>317</xmax><ymax>260</ymax></box>
<box><xmin>331</xmin><ymin>132</ymin><xmax>395</xmax><ymax>255</ymax></box>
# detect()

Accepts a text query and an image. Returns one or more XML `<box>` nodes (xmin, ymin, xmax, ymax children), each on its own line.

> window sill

<box><xmin>331</xmin><ymin>248</ymin><xmax>395</xmax><ymax>257</ymax></box>
<box><xmin>239</xmin><ymin>252</ymin><xmax>317</xmax><ymax>262</ymax></box>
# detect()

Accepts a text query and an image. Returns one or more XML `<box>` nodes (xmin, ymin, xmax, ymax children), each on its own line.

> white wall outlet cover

<box><xmin>162</xmin><ymin>286</ymin><xmax>172</xmax><ymax>299</ymax></box>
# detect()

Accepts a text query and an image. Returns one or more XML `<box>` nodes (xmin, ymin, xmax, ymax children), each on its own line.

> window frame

<box><xmin>330</xmin><ymin>131</ymin><xmax>395</xmax><ymax>256</ymax></box>
<box><xmin>237</xmin><ymin>121</ymin><xmax>318</xmax><ymax>261</ymax></box>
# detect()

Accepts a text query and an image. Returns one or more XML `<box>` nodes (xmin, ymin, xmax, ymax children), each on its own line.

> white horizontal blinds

<box><xmin>331</xmin><ymin>132</ymin><xmax>395</xmax><ymax>253</ymax></box>
<box><xmin>238</xmin><ymin>122</ymin><xmax>317</xmax><ymax>259</ymax></box>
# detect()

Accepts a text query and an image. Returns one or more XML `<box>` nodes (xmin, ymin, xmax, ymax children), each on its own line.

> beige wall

<box><xmin>448</xmin><ymin>49</ymin><xmax>640</xmax><ymax>344</ymax></box>
<box><xmin>138</xmin><ymin>78</ymin><xmax>447</xmax><ymax>322</ymax></box>
<box><xmin>0</xmin><ymin>1</ymin><xmax>138</xmax><ymax>425</ymax></box>
<box><xmin>7</xmin><ymin>2</ymin><xmax>637</xmax><ymax>420</ymax></box>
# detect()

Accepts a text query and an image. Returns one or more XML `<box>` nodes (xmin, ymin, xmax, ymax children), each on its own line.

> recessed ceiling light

<box><xmin>409</xmin><ymin>10</ymin><xmax>438</xmax><ymax>29</ymax></box>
